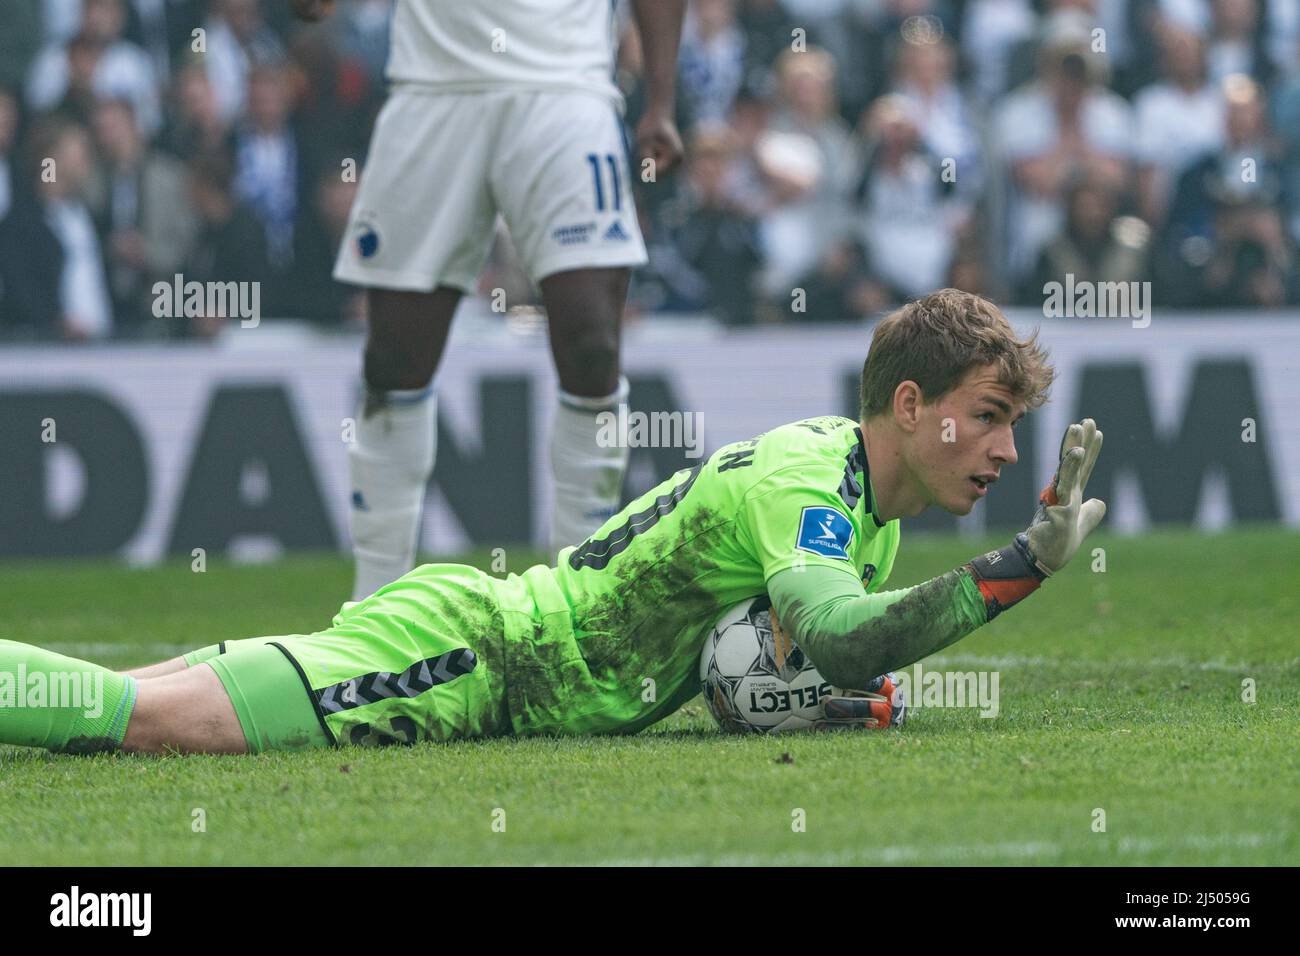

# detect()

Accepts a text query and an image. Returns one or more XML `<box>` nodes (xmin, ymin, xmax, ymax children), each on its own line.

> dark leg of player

<box><xmin>540</xmin><ymin>267</ymin><xmax>633</xmax><ymax>556</ymax></box>
<box><xmin>542</xmin><ymin>267</ymin><xmax>628</xmax><ymax>395</ymax></box>
<box><xmin>349</xmin><ymin>287</ymin><xmax>460</xmax><ymax>600</ymax></box>
<box><xmin>363</xmin><ymin>287</ymin><xmax>459</xmax><ymax>390</ymax></box>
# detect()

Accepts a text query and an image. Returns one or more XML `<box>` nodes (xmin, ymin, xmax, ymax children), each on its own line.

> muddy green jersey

<box><xmin>489</xmin><ymin>415</ymin><xmax>901</xmax><ymax>735</ymax></box>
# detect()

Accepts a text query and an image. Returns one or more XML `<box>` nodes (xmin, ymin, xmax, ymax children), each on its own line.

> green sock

<box><xmin>0</xmin><ymin>640</ymin><xmax>138</xmax><ymax>753</ymax></box>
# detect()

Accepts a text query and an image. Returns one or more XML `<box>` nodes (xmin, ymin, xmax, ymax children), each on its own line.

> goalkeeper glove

<box><xmin>817</xmin><ymin>673</ymin><xmax>907</xmax><ymax>730</ymax></box>
<box><xmin>1024</xmin><ymin>417</ymin><xmax>1106</xmax><ymax>574</ymax></box>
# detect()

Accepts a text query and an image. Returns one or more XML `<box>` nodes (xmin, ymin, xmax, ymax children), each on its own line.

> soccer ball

<box><xmin>698</xmin><ymin>595</ymin><xmax>833</xmax><ymax>733</ymax></box>
<box><xmin>702</xmin><ymin>595</ymin><xmax>904</xmax><ymax>738</ymax></box>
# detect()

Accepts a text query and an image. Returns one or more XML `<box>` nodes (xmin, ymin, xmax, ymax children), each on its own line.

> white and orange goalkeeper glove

<box><xmin>818</xmin><ymin>673</ymin><xmax>907</xmax><ymax>730</ymax></box>
<box><xmin>1024</xmin><ymin>418</ymin><xmax>1106</xmax><ymax>575</ymax></box>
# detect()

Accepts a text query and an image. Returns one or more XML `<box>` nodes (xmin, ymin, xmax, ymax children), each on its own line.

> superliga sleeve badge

<box><xmin>795</xmin><ymin>506</ymin><xmax>854</xmax><ymax>560</ymax></box>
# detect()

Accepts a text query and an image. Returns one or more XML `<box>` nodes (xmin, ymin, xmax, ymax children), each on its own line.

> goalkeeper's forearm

<box><xmin>768</xmin><ymin>537</ymin><xmax>1045</xmax><ymax>688</ymax></box>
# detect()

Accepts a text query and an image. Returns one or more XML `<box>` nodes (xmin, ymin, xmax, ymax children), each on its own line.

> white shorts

<box><xmin>333</xmin><ymin>86</ymin><xmax>648</xmax><ymax>292</ymax></box>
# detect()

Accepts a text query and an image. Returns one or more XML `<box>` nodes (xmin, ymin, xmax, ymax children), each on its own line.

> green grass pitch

<box><xmin>1</xmin><ymin>528</ymin><xmax>1296</xmax><ymax>866</ymax></box>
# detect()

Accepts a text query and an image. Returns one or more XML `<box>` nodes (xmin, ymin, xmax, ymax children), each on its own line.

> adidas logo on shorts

<box><xmin>602</xmin><ymin>220</ymin><xmax>630</xmax><ymax>242</ymax></box>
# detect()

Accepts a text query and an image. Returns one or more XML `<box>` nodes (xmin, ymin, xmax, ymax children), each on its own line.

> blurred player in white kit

<box><xmin>290</xmin><ymin>0</ymin><xmax>685</xmax><ymax>598</ymax></box>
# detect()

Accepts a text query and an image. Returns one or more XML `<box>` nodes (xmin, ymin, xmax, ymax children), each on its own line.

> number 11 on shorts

<box><xmin>586</xmin><ymin>153</ymin><xmax>622</xmax><ymax>212</ymax></box>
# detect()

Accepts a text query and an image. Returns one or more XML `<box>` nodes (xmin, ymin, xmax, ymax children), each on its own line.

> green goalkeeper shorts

<box><xmin>189</xmin><ymin>564</ymin><xmax>512</xmax><ymax>752</ymax></box>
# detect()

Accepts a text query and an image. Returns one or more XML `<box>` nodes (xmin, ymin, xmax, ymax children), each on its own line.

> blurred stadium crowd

<box><xmin>0</xmin><ymin>0</ymin><xmax>1298</xmax><ymax>341</ymax></box>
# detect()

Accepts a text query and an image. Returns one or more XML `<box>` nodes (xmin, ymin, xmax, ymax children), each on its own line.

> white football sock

<box><xmin>348</xmin><ymin>384</ymin><xmax>436</xmax><ymax>600</ymax></box>
<box><xmin>550</xmin><ymin>375</ymin><xmax>630</xmax><ymax>559</ymax></box>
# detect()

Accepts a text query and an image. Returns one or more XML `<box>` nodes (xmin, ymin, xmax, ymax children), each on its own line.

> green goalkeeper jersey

<box><xmin>489</xmin><ymin>415</ymin><xmax>901</xmax><ymax>735</ymax></box>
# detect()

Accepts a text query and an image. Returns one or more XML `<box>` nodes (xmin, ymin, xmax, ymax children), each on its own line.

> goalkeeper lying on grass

<box><xmin>0</xmin><ymin>289</ymin><xmax>1105</xmax><ymax>754</ymax></box>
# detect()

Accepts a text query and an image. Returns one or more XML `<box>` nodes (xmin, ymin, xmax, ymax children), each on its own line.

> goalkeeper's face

<box><xmin>910</xmin><ymin>366</ymin><xmax>1026</xmax><ymax>516</ymax></box>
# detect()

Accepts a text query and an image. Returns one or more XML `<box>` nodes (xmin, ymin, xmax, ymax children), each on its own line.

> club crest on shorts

<box><xmin>795</xmin><ymin>506</ymin><xmax>853</xmax><ymax>559</ymax></box>
<box><xmin>354</xmin><ymin>217</ymin><xmax>382</xmax><ymax>259</ymax></box>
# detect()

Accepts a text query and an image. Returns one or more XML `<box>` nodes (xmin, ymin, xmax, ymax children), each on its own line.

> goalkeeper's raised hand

<box><xmin>1024</xmin><ymin>418</ymin><xmax>1106</xmax><ymax>574</ymax></box>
